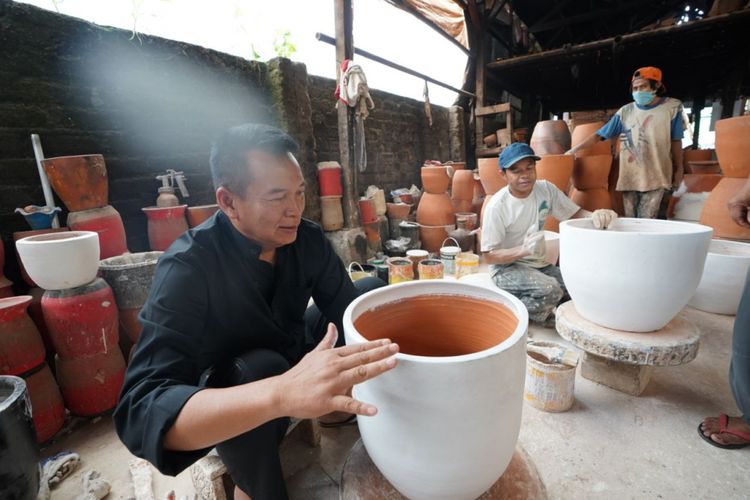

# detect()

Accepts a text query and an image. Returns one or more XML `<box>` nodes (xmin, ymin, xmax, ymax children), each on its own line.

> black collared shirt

<box><xmin>113</xmin><ymin>211</ymin><xmax>357</xmax><ymax>475</ymax></box>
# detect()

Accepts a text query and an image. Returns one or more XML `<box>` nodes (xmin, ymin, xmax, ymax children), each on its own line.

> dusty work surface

<box><xmin>42</xmin><ymin>306</ymin><xmax>747</xmax><ymax>499</ymax></box>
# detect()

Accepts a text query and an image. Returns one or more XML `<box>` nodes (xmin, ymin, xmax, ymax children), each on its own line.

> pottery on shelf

<box><xmin>343</xmin><ymin>280</ymin><xmax>527</xmax><ymax>500</ymax></box>
<box><xmin>699</xmin><ymin>177</ymin><xmax>750</xmax><ymax>240</ymax></box>
<box><xmin>572</xmin><ymin>154</ymin><xmax>612</xmax><ymax>190</ymax></box>
<box><xmin>67</xmin><ymin>205</ymin><xmax>128</xmax><ymax>259</ymax></box>
<box><xmin>477</xmin><ymin>158</ymin><xmax>507</xmax><ymax>195</ymax></box>
<box><xmin>416</xmin><ymin>193</ymin><xmax>455</xmax><ymax>226</ymax></box>
<box><xmin>715</xmin><ymin>115</ymin><xmax>750</xmax><ymax>178</ymax></box>
<box><xmin>560</xmin><ymin>218</ymin><xmax>712</xmax><ymax>332</ymax></box>
<box><xmin>41</xmin><ymin>154</ymin><xmax>108</xmax><ymax>212</ymax></box>
<box><xmin>142</xmin><ymin>205</ymin><xmax>189</xmax><ymax>251</ymax></box>
<box><xmin>15</xmin><ymin>231</ymin><xmax>99</xmax><ymax>291</ymax></box>
<box><xmin>536</xmin><ymin>154</ymin><xmax>574</xmax><ymax>192</ymax></box>
<box><xmin>570</xmin><ymin>188</ymin><xmax>612</xmax><ymax>211</ymax></box>
<box><xmin>571</xmin><ymin>122</ymin><xmax>612</xmax><ymax>157</ymax></box>
<box><xmin>421</xmin><ymin>166</ymin><xmax>452</xmax><ymax>194</ymax></box>
<box><xmin>186</xmin><ymin>204</ymin><xmax>220</xmax><ymax>228</ymax></box>
<box><xmin>689</xmin><ymin>239</ymin><xmax>750</xmax><ymax>315</ymax></box>
<box><xmin>530</xmin><ymin>120</ymin><xmax>571</xmax><ymax>155</ymax></box>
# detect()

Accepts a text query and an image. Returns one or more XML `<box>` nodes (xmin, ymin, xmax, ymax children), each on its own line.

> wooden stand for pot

<box><xmin>555</xmin><ymin>301</ymin><xmax>700</xmax><ymax>396</ymax></box>
<box><xmin>340</xmin><ymin>439</ymin><xmax>547</xmax><ymax>499</ymax></box>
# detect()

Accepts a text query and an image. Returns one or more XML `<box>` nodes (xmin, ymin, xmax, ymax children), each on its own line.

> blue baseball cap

<box><xmin>499</xmin><ymin>143</ymin><xmax>541</xmax><ymax>170</ymax></box>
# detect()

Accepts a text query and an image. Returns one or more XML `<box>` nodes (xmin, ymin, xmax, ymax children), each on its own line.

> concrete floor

<box><xmin>42</xmin><ymin>305</ymin><xmax>747</xmax><ymax>499</ymax></box>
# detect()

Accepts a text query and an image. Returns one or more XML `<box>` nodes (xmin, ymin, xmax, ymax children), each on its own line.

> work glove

<box><xmin>591</xmin><ymin>209</ymin><xmax>618</xmax><ymax>230</ymax></box>
<box><xmin>522</xmin><ymin>230</ymin><xmax>545</xmax><ymax>256</ymax></box>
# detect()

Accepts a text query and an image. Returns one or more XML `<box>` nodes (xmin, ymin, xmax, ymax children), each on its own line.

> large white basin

<box><xmin>689</xmin><ymin>239</ymin><xmax>750</xmax><ymax>315</ymax></box>
<box><xmin>560</xmin><ymin>218</ymin><xmax>712</xmax><ymax>332</ymax></box>
<box><xmin>15</xmin><ymin>231</ymin><xmax>99</xmax><ymax>291</ymax></box>
<box><xmin>343</xmin><ymin>280</ymin><xmax>527</xmax><ymax>500</ymax></box>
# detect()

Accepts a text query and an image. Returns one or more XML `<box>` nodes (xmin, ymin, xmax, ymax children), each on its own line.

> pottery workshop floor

<box><xmin>42</xmin><ymin>307</ymin><xmax>747</xmax><ymax>499</ymax></box>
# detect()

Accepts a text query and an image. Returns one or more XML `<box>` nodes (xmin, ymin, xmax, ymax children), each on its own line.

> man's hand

<box><xmin>591</xmin><ymin>209</ymin><xmax>618</xmax><ymax>230</ymax></box>
<box><xmin>728</xmin><ymin>177</ymin><xmax>750</xmax><ymax>229</ymax></box>
<box><xmin>521</xmin><ymin>230</ymin><xmax>545</xmax><ymax>256</ymax></box>
<box><xmin>275</xmin><ymin>324</ymin><xmax>399</xmax><ymax>419</ymax></box>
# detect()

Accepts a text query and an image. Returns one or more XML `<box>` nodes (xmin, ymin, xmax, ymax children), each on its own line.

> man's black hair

<box><xmin>209</xmin><ymin>123</ymin><xmax>299</xmax><ymax>195</ymax></box>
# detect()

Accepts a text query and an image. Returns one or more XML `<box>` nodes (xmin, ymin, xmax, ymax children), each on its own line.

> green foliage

<box><xmin>272</xmin><ymin>30</ymin><xmax>296</xmax><ymax>59</ymax></box>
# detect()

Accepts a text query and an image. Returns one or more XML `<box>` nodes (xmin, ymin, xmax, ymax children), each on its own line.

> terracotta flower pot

<box><xmin>15</xmin><ymin>231</ymin><xmax>99</xmax><ymax>291</ymax></box>
<box><xmin>530</xmin><ymin>120</ymin><xmax>571</xmax><ymax>155</ymax></box>
<box><xmin>41</xmin><ymin>154</ymin><xmax>108</xmax><ymax>212</ymax></box>
<box><xmin>419</xmin><ymin>224</ymin><xmax>453</xmax><ymax>253</ymax></box>
<box><xmin>67</xmin><ymin>205</ymin><xmax>128</xmax><ymax>259</ymax></box>
<box><xmin>715</xmin><ymin>115</ymin><xmax>750</xmax><ymax>178</ymax></box>
<box><xmin>570</xmin><ymin>188</ymin><xmax>612</xmax><ymax>211</ymax></box>
<box><xmin>572</xmin><ymin>154</ymin><xmax>612</xmax><ymax>190</ymax></box>
<box><xmin>343</xmin><ymin>280</ymin><xmax>527</xmax><ymax>500</ymax></box>
<box><xmin>451</xmin><ymin>198</ymin><xmax>473</xmax><ymax>214</ymax></box>
<box><xmin>571</xmin><ymin>122</ymin><xmax>612</xmax><ymax>157</ymax></box>
<box><xmin>142</xmin><ymin>205</ymin><xmax>188</xmax><ymax>251</ymax></box>
<box><xmin>451</xmin><ymin>170</ymin><xmax>474</xmax><ymax>201</ymax></box>
<box><xmin>689</xmin><ymin>239</ymin><xmax>750</xmax><ymax>315</ymax></box>
<box><xmin>421</xmin><ymin>166</ymin><xmax>452</xmax><ymax>194</ymax></box>
<box><xmin>686</xmin><ymin>161</ymin><xmax>721</xmax><ymax>175</ymax></box>
<box><xmin>536</xmin><ymin>154</ymin><xmax>574</xmax><ymax>192</ymax></box>
<box><xmin>186</xmin><ymin>204</ymin><xmax>219</xmax><ymax>228</ymax></box>
<box><xmin>386</xmin><ymin>202</ymin><xmax>412</xmax><ymax>220</ymax></box>
<box><xmin>683</xmin><ymin>148</ymin><xmax>714</xmax><ymax>163</ymax></box>
<box><xmin>477</xmin><ymin>158</ymin><xmax>507</xmax><ymax>195</ymax></box>
<box><xmin>358</xmin><ymin>198</ymin><xmax>377</xmax><ymax>224</ymax></box>
<box><xmin>416</xmin><ymin>193</ymin><xmax>454</xmax><ymax>226</ymax></box>
<box><xmin>560</xmin><ymin>218</ymin><xmax>712</xmax><ymax>331</ymax></box>
<box><xmin>700</xmin><ymin>177</ymin><xmax>750</xmax><ymax>240</ymax></box>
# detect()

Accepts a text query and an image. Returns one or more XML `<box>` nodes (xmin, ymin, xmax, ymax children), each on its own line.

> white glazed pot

<box><xmin>544</xmin><ymin>230</ymin><xmax>560</xmax><ymax>265</ymax></box>
<box><xmin>343</xmin><ymin>280</ymin><xmax>528</xmax><ymax>500</ymax></box>
<box><xmin>689</xmin><ymin>239</ymin><xmax>750</xmax><ymax>315</ymax></box>
<box><xmin>15</xmin><ymin>231</ymin><xmax>100</xmax><ymax>291</ymax></box>
<box><xmin>560</xmin><ymin>218</ymin><xmax>712</xmax><ymax>332</ymax></box>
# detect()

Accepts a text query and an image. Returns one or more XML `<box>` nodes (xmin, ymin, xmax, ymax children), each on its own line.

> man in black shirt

<box><xmin>114</xmin><ymin>124</ymin><xmax>399</xmax><ymax>499</ymax></box>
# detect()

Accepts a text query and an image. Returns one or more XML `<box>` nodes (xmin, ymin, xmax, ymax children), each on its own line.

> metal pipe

<box><xmin>315</xmin><ymin>32</ymin><xmax>475</xmax><ymax>98</ymax></box>
<box><xmin>30</xmin><ymin>134</ymin><xmax>60</xmax><ymax>228</ymax></box>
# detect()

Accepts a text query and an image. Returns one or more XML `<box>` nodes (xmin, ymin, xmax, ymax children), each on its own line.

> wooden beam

<box><xmin>476</xmin><ymin>103</ymin><xmax>511</xmax><ymax>116</ymax></box>
<box><xmin>334</xmin><ymin>0</ymin><xmax>358</xmax><ymax>228</ymax></box>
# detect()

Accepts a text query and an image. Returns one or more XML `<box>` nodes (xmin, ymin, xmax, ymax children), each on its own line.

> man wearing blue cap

<box><xmin>481</xmin><ymin>143</ymin><xmax>618</xmax><ymax>325</ymax></box>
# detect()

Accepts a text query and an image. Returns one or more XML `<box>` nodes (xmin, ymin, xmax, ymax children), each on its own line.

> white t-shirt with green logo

<box><xmin>481</xmin><ymin>180</ymin><xmax>579</xmax><ymax>269</ymax></box>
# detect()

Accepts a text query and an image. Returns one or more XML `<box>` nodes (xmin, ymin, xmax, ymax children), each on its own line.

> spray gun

<box><xmin>155</xmin><ymin>170</ymin><xmax>190</xmax><ymax>207</ymax></box>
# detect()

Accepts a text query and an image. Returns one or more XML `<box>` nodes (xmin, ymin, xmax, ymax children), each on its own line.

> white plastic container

<box><xmin>689</xmin><ymin>239</ymin><xmax>750</xmax><ymax>315</ymax></box>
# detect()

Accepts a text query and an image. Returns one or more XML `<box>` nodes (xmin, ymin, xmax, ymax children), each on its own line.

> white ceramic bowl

<box><xmin>560</xmin><ymin>218</ymin><xmax>712</xmax><ymax>332</ymax></box>
<box><xmin>343</xmin><ymin>280</ymin><xmax>528</xmax><ymax>500</ymax></box>
<box><xmin>689</xmin><ymin>239</ymin><xmax>750</xmax><ymax>315</ymax></box>
<box><xmin>15</xmin><ymin>231</ymin><xmax>100</xmax><ymax>290</ymax></box>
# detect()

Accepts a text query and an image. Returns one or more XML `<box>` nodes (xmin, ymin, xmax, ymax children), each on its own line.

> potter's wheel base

<box><xmin>555</xmin><ymin>301</ymin><xmax>701</xmax><ymax>396</ymax></box>
<box><xmin>339</xmin><ymin>439</ymin><xmax>547</xmax><ymax>499</ymax></box>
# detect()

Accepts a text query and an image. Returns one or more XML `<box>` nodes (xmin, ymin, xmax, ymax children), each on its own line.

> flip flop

<box><xmin>318</xmin><ymin>414</ymin><xmax>357</xmax><ymax>428</ymax></box>
<box><xmin>697</xmin><ymin>414</ymin><xmax>750</xmax><ymax>450</ymax></box>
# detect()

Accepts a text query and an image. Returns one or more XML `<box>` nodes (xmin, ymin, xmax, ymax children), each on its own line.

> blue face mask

<box><xmin>632</xmin><ymin>90</ymin><xmax>655</xmax><ymax>106</ymax></box>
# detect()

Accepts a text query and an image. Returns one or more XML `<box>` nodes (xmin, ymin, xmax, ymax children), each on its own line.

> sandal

<box><xmin>697</xmin><ymin>414</ymin><xmax>750</xmax><ymax>450</ymax></box>
<box><xmin>318</xmin><ymin>414</ymin><xmax>357</xmax><ymax>428</ymax></box>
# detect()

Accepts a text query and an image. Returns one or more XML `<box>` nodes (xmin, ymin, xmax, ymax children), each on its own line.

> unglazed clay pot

<box><xmin>700</xmin><ymin>177</ymin><xmax>750</xmax><ymax>240</ymax></box>
<box><xmin>571</xmin><ymin>122</ymin><xmax>612</xmax><ymax>157</ymax></box>
<box><xmin>416</xmin><ymin>193</ymin><xmax>454</xmax><ymax>226</ymax></box>
<box><xmin>343</xmin><ymin>280</ymin><xmax>528</xmax><ymax>500</ymax></box>
<box><xmin>41</xmin><ymin>154</ymin><xmax>108</xmax><ymax>212</ymax></box>
<box><xmin>570</xmin><ymin>188</ymin><xmax>612</xmax><ymax>211</ymax></box>
<box><xmin>419</xmin><ymin>224</ymin><xmax>453</xmax><ymax>253</ymax></box>
<box><xmin>15</xmin><ymin>231</ymin><xmax>99</xmax><ymax>291</ymax></box>
<box><xmin>683</xmin><ymin>148</ymin><xmax>714</xmax><ymax>163</ymax></box>
<box><xmin>536</xmin><ymin>154</ymin><xmax>573</xmax><ymax>192</ymax></box>
<box><xmin>686</xmin><ymin>161</ymin><xmax>721</xmax><ymax>175</ymax></box>
<box><xmin>451</xmin><ymin>169</ymin><xmax>475</xmax><ymax>201</ymax></box>
<box><xmin>715</xmin><ymin>115</ymin><xmax>750</xmax><ymax>178</ymax></box>
<box><xmin>689</xmin><ymin>239</ymin><xmax>750</xmax><ymax>315</ymax></box>
<box><xmin>530</xmin><ymin>120</ymin><xmax>571</xmax><ymax>155</ymax></box>
<box><xmin>421</xmin><ymin>166</ymin><xmax>452</xmax><ymax>194</ymax></box>
<box><xmin>560</xmin><ymin>218</ymin><xmax>712</xmax><ymax>332</ymax></box>
<box><xmin>477</xmin><ymin>158</ymin><xmax>507</xmax><ymax>195</ymax></box>
<box><xmin>572</xmin><ymin>154</ymin><xmax>611</xmax><ymax>190</ymax></box>
<box><xmin>386</xmin><ymin>202</ymin><xmax>412</xmax><ymax>220</ymax></box>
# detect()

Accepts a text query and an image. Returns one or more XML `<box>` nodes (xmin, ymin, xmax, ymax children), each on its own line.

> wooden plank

<box><xmin>476</xmin><ymin>103</ymin><xmax>511</xmax><ymax>116</ymax></box>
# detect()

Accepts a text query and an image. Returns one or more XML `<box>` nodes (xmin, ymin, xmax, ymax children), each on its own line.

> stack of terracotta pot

<box><xmin>417</xmin><ymin>165</ymin><xmax>455</xmax><ymax>253</ymax></box>
<box><xmin>41</xmin><ymin>154</ymin><xmax>129</xmax><ymax>258</ymax></box>
<box><xmin>360</xmin><ymin>198</ymin><xmax>382</xmax><ymax>251</ymax></box>
<box><xmin>318</xmin><ymin>162</ymin><xmax>344</xmax><ymax>232</ymax></box>
<box><xmin>569</xmin><ymin>122</ymin><xmax>613</xmax><ymax>212</ymax></box>
<box><xmin>15</xmin><ymin>231</ymin><xmax>126</xmax><ymax>418</ymax></box>
<box><xmin>536</xmin><ymin>155</ymin><xmax>574</xmax><ymax>232</ymax></box>
<box><xmin>0</xmin><ymin>296</ymin><xmax>65</xmax><ymax>443</ymax></box>
<box><xmin>451</xmin><ymin>169</ymin><xmax>474</xmax><ymax>215</ymax></box>
<box><xmin>700</xmin><ymin>115</ymin><xmax>750</xmax><ymax>240</ymax></box>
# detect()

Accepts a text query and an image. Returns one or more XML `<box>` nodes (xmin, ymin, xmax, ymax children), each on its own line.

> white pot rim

<box><xmin>707</xmin><ymin>239</ymin><xmax>750</xmax><ymax>259</ymax></box>
<box><xmin>343</xmin><ymin>280</ymin><xmax>528</xmax><ymax>364</ymax></box>
<box><xmin>16</xmin><ymin>230</ymin><xmax>98</xmax><ymax>245</ymax></box>
<box><xmin>561</xmin><ymin>217</ymin><xmax>713</xmax><ymax>236</ymax></box>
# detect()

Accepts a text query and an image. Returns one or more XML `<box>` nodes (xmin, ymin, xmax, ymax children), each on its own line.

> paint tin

<box><xmin>455</xmin><ymin>252</ymin><xmax>480</xmax><ymax>279</ymax></box>
<box><xmin>524</xmin><ymin>341</ymin><xmax>576</xmax><ymax>413</ymax></box>
<box><xmin>348</xmin><ymin>262</ymin><xmax>378</xmax><ymax>281</ymax></box>
<box><xmin>418</xmin><ymin>259</ymin><xmax>444</xmax><ymax>280</ymax></box>
<box><xmin>387</xmin><ymin>257</ymin><xmax>414</xmax><ymax>284</ymax></box>
<box><xmin>439</xmin><ymin>237</ymin><xmax>461</xmax><ymax>276</ymax></box>
<box><xmin>367</xmin><ymin>258</ymin><xmax>389</xmax><ymax>283</ymax></box>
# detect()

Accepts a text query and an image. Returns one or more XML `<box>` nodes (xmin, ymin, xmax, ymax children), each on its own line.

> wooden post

<box><xmin>334</xmin><ymin>0</ymin><xmax>358</xmax><ymax>228</ymax></box>
<box><xmin>691</xmin><ymin>96</ymin><xmax>704</xmax><ymax>149</ymax></box>
<box><xmin>472</xmin><ymin>2</ymin><xmax>487</xmax><ymax>156</ymax></box>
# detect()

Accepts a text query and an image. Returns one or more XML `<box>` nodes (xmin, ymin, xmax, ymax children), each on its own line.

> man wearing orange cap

<box><xmin>568</xmin><ymin>66</ymin><xmax>686</xmax><ymax>219</ymax></box>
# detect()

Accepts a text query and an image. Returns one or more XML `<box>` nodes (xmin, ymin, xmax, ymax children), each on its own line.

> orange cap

<box><xmin>632</xmin><ymin>66</ymin><xmax>662</xmax><ymax>84</ymax></box>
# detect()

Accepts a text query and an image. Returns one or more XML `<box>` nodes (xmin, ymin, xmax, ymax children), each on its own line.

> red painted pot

<box><xmin>358</xmin><ymin>198</ymin><xmax>377</xmax><ymax>224</ymax></box>
<box><xmin>27</xmin><ymin>287</ymin><xmax>54</xmax><ymax>357</ymax></box>
<box><xmin>41</xmin><ymin>154</ymin><xmax>108</xmax><ymax>212</ymax></box>
<box><xmin>41</xmin><ymin>278</ymin><xmax>118</xmax><ymax>359</ymax></box>
<box><xmin>186</xmin><ymin>204</ymin><xmax>219</xmax><ymax>228</ymax></box>
<box><xmin>317</xmin><ymin>164</ymin><xmax>343</xmax><ymax>196</ymax></box>
<box><xmin>12</xmin><ymin>228</ymin><xmax>70</xmax><ymax>287</ymax></box>
<box><xmin>0</xmin><ymin>296</ymin><xmax>46</xmax><ymax>376</ymax></box>
<box><xmin>142</xmin><ymin>205</ymin><xmax>188</xmax><ymax>251</ymax></box>
<box><xmin>67</xmin><ymin>205</ymin><xmax>128</xmax><ymax>259</ymax></box>
<box><xmin>22</xmin><ymin>363</ymin><xmax>65</xmax><ymax>443</ymax></box>
<box><xmin>55</xmin><ymin>347</ymin><xmax>126</xmax><ymax>416</ymax></box>
<box><xmin>0</xmin><ymin>277</ymin><xmax>13</xmax><ymax>298</ymax></box>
